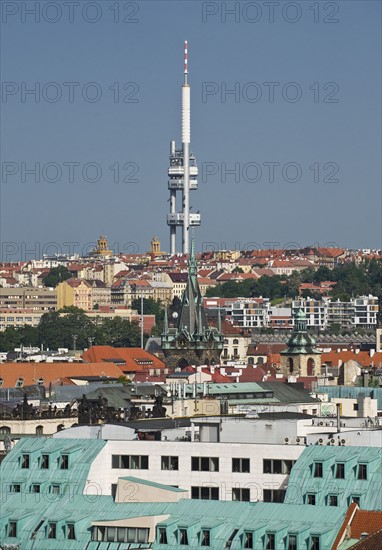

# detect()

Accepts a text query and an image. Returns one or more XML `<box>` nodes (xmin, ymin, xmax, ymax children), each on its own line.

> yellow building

<box><xmin>56</xmin><ymin>279</ymin><xmax>93</xmax><ymax>311</ymax></box>
<box><xmin>150</xmin><ymin>237</ymin><xmax>165</xmax><ymax>256</ymax></box>
<box><xmin>91</xmin><ymin>235</ymin><xmax>113</xmax><ymax>257</ymax></box>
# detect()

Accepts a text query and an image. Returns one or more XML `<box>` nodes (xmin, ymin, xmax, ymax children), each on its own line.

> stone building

<box><xmin>280</xmin><ymin>309</ymin><xmax>322</xmax><ymax>376</ymax></box>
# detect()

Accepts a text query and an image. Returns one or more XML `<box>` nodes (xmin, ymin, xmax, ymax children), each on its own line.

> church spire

<box><xmin>188</xmin><ymin>237</ymin><xmax>198</xmax><ymax>277</ymax></box>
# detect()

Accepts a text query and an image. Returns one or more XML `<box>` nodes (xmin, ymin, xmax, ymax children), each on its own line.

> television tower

<box><xmin>167</xmin><ymin>41</ymin><xmax>200</xmax><ymax>255</ymax></box>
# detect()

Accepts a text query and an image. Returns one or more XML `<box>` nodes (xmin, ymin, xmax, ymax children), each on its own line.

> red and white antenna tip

<box><xmin>184</xmin><ymin>40</ymin><xmax>188</xmax><ymax>75</ymax></box>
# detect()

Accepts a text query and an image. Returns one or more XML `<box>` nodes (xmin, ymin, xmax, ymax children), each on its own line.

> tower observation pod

<box><xmin>167</xmin><ymin>41</ymin><xmax>201</xmax><ymax>255</ymax></box>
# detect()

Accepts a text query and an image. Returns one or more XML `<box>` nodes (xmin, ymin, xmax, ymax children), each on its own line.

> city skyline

<box><xmin>1</xmin><ymin>1</ymin><xmax>381</xmax><ymax>258</ymax></box>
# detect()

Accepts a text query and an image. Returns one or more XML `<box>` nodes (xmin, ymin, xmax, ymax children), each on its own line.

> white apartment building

<box><xmin>293</xmin><ymin>295</ymin><xmax>378</xmax><ymax>329</ymax></box>
<box><xmin>56</xmin><ymin>419</ymin><xmax>306</xmax><ymax>504</ymax></box>
<box><xmin>225</xmin><ymin>298</ymin><xmax>270</xmax><ymax>328</ymax></box>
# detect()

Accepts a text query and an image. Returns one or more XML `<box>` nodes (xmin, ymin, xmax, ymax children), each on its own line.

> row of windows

<box><xmin>190</xmin><ymin>486</ymin><xmax>285</xmax><ymax>503</ymax></box>
<box><xmin>157</xmin><ymin>526</ymin><xmax>320</xmax><ymax>549</ymax></box>
<box><xmin>112</xmin><ymin>455</ymin><xmax>291</xmax><ymax>474</ymax></box>
<box><xmin>10</xmin><ymin>483</ymin><xmax>62</xmax><ymax>495</ymax></box>
<box><xmin>313</xmin><ymin>461</ymin><xmax>368</xmax><ymax>480</ymax></box>
<box><xmin>21</xmin><ymin>453</ymin><xmax>68</xmax><ymax>470</ymax></box>
<box><xmin>263</xmin><ymin>459</ymin><xmax>295</xmax><ymax>475</ymax></box>
<box><xmin>7</xmin><ymin>522</ymin><xmax>321</xmax><ymax>548</ymax></box>
<box><xmin>92</xmin><ymin>526</ymin><xmax>148</xmax><ymax>544</ymax></box>
<box><xmin>7</xmin><ymin>521</ymin><xmax>75</xmax><ymax>540</ymax></box>
<box><xmin>306</xmin><ymin>493</ymin><xmax>362</xmax><ymax>507</ymax></box>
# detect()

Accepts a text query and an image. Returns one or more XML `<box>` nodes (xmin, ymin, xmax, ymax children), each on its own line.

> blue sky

<box><xmin>1</xmin><ymin>0</ymin><xmax>381</xmax><ymax>260</ymax></box>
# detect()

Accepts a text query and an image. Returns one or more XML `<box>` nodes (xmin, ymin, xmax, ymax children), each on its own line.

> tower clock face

<box><xmin>172</xmin><ymin>312</ymin><xmax>178</xmax><ymax>319</ymax></box>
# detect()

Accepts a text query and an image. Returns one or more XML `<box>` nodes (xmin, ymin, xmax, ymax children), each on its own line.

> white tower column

<box><xmin>182</xmin><ymin>41</ymin><xmax>191</xmax><ymax>255</ymax></box>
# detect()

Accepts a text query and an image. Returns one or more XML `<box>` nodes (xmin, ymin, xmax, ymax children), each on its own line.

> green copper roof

<box><xmin>285</xmin><ymin>446</ymin><xmax>382</xmax><ymax>510</ymax></box>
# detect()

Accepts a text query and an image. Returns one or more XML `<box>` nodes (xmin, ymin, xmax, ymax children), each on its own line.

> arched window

<box><xmin>0</xmin><ymin>378</ymin><xmax>3</xmax><ymax>388</ymax></box>
<box><xmin>307</xmin><ymin>358</ymin><xmax>315</xmax><ymax>376</ymax></box>
<box><xmin>37</xmin><ymin>378</ymin><xmax>44</xmax><ymax>386</ymax></box>
<box><xmin>57</xmin><ymin>424</ymin><xmax>64</xmax><ymax>432</ymax></box>
<box><xmin>233</xmin><ymin>339</ymin><xmax>239</xmax><ymax>345</ymax></box>
<box><xmin>288</xmin><ymin>357</ymin><xmax>294</xmax><ymax>374</ymax></box>
<box><xmin>16</xmin><ymin>378</ymin><xmax>24</xmax><ymax>388</ymax></box>
<box><xmin>36</xmin><ymin>426</ymin><xmax>44</xmax><ymax>436</ymax></box>
<box><xmin>0</xmin><ymin>426</ymin><xmax>10</xmax><ymax>434</ymax></box>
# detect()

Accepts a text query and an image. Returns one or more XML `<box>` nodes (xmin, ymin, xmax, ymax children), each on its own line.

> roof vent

<box><xmin>360</xmin><ymin>533</ymin><xmax>369</xmax><ymax>540</ymax></box>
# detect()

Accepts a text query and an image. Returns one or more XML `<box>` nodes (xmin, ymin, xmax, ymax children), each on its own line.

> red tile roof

<box><xmin>82</xmin><ymin>346</ymin><xmax>165</xmax><ymax>372</ymax></box>
<box><xmin>350</xmin><ymin>510</ymin><xmax>382</xmax><ymax>539</ymax></box>
<box><xmin>322</xmin><ymin>351</ymin><xmax>382</xmax><ymax>368</ymax></box>
<box><xmin>0</xmin><ymin>362</ymin><xmax>125</xmax><ymax>388</ymax></box>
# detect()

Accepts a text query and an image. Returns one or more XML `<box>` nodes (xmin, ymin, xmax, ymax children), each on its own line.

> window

<box><xmin>41</xmin><ymin>454</ymin><xmax>49</xmax><ymax>469</ymax></box>
<box><xmin>358</xmin><ymin>464</ymin><xmax>367</xmax><ymax>480</ymax></box>
<box><xmin>158</xmin><ymin>527</ymin><xmax>167</xmax><ymax>544</ymax></box>
<box><xmin>310</xmin><ymin>536</ymin><xmax>320</xmax><ymax>550</ymax></box>
<box><xmin>21</xmin><ymin>454</ymin><xmax>30</xmax><ymax>469</ymax></box>
<box><xmin>350</xmin><ymin>495</ymin><xmax>360</xmax><ymax>506</ymax></box>
<box><xmin>67</xmin><ymin>523</ymin><xmax>75</xmax><ymax>540</ymax></box>
<box><xmin>191</xmin><ymin>486</ymin><xmax>219</xmax><ymax>500</ymax></box>
<box><xmin>328</xmin><ymin>494</ymin><xmax>338</xmax><ymax>506</ymax></box>
<box><xmin>353</xmin><ymin>403</ymin><xmax>359</xmax><ymax>411</ymax></box>
<box><xmin>31</xmin><ymin>484</ymin><xmax>40</xmax><ymax>493</ymax></box>
<box><xmin>201</xmin><ymin>529</ymin><xmax>210</xmax><ymax>547</ymax></box>
<box><xmin>0</xmin><ymin>426</ymin><xmax>10</xmax><ymax>434</ymax></box>
<box><xmin>161</xmin><ymin>456</ymin><xmax>179</xmax><ymax>470</ymax></box>
<box><xmin>48</xmin><ymin>523</ymin><xmax>57</xmax><ymax>539</ymax></box>
<box><xmin>50</xmin><ymin>484</ymin><xmax>60</xmax><ymax>495</ymax></box>
<box><xmin>266</xmin><ymin>533</ymin><xmax>275</xmax><ymax>550</ymax></box>
<box><xmin>307</xmin><ymin>493</ymin><xmax>316</xmax><ymax>505</ymax></box>
<box><xmin>59</xmin><ymin>454</ymin><xmax>69</xmax><ymax>470</ymax></box>
<box><xmin>36</xmin><ymin>425</ymin><xmax>44</xmax><ymax>435</ymax></box>
<box><xmin>16</xmin><ymin>378</ymin><xmax>24</xmax><ymax>388</ymax></box>
<box><xmin>335</xmin><ymin>463</ymin><xmax>345</xmax><ymax>479</ymax></box>
<box><xmin>263</xmin><ymin>459</ymin><xmax>295</xmax><ymax>474</ymax></box>
<box><xmin>263</xmin><ymin>489</ymin><xmax>285</xmax><ymax>503</ymax></box>
<box><xmin>244</xmin><ymin>531</ymin><xmax>253</xmax><ymax>549</ymax></box>
<box><xmin>313</xmin><ymin>462</ymin><xmax>323</xmax><ymax>478</ymax></box>
<box><xmin>191</xmin><ymin>456</ymin><xmax>219</xmax><ymax>472</ymax></box>
<box><xmin>92</xmin><ymin>526</ymin><xmax>149</xmax><ymax>543</ymax></box>
<box><xmin>179</xmin><ymin>528</ymin><xmax>188</xmax><ymax>545</ymax></box>
<box><xmin>288</xmin><ymin>534</ymin><xmax>297</xmax><ymax>550</ymax></box>
<box><xmin>10</xmin><ymin>483</ymin><xmax>21</xmax><ymax>493</ymax></box>
<box><xmin>232</xmin><ymin>458</ymin><xmax>250</xmax><ymax>473</ymax></box>
<box><xmin>232</xmin><ymin>487</ymin><xmax>250</xmax><ymax>502</ymax></box>
<box><xmin>111</xmin><ymin>454</ymin><xmax>149</xmax><ymax>469</ymax></box>
<box><xmin>8</xmin><ymin>521</ymin><xmax>17</xmax><ymax>538</ymax></box>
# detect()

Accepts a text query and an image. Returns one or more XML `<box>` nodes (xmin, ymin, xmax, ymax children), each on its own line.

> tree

<box><xmin>43</xmin><ymin>265</ymin><xmax>71</xmax><ymax>288</ymax></box>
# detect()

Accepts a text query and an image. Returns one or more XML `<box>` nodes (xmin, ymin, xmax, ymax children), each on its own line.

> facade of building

<box><xmin>0</xmin><ymin>308</ymin><xmax>43</xmax><ymax>331</ymax></box>
<box><xmin>0</xmin><ymin>287</ymin><xmax>57</xmax><ymax>311</ymax></box>
<box><xmin>225</xmin><ymin>298</ymin><xmax>270</xmax><ymax>328</ymax></box>
<box><xmin>56</xmin><ymin>279</ymin><xmax>93</xmax><ymax>310</ymax></box>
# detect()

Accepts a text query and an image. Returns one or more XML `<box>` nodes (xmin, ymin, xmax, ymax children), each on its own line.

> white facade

<box><xmin>225</xmin><ymin>299</ymin><xmax>270</xmax><ymax>328</ymax></box>
<box><xmin>85</xmin><ymin>439</ymin><xmax>304</xmax><ymax>502</ymax></box>
<box><xmin>293</xmin><ymin>295</ymin><xmax>378</xmax><ymax>329</ymax></box>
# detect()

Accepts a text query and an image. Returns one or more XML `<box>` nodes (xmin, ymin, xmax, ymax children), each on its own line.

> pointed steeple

<box><xmin>188</xmin><ymin>237</ymin><xmax>198</xmax><ymax>278</ymax></box>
